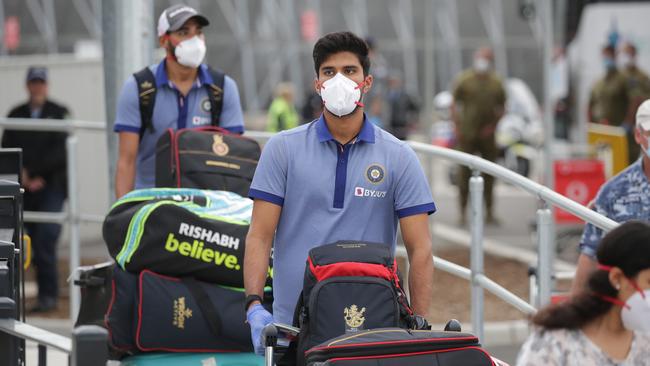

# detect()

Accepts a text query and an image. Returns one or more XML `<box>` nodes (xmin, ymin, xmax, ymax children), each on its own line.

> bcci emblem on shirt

<box><xmin>366</xmin><ymin>164</ymin><xmax>385</xmax><ymax>184</ymax></box>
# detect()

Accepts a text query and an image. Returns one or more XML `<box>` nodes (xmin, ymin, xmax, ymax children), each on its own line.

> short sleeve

<box><xmin>394</xmin><ymin>145</ymin><xmax>436</xmax><ymax>218</ymax></box>
<box><xmin>249</xmin><ymin>134</ymin><xmax>287</xmax><ymax>206</ymax></box>
<box><xmin>113</xmin><ymin>76</ymin><xmax>142</xmax><ymax>134</ymax></box>
<box><xmin>579</xmin><ymin>187</ymin><xmax>610</xmax><ymax>259</ymax></box>
<box><xmin>219</xmin><ymin>76</ymin><xmax>245</xmax><ymax>134</ymax></box>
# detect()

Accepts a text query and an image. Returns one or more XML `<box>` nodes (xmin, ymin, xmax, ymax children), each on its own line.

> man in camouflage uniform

<box><xmin>620</xmin><ymin>42</ymin><xmax>650</xmax><ymax>161</ymax></box>
<box><xmin>589</xmin><ymin>45</ymin><xmax>629</xmax><ymax>128</ymax></box>
<box><xmin>452</xmin><ymin>47</ymin><xmax>506</xmax><ymax>225</ymax></box>
<box><xmin>572</xmin><ymin>99</ymin><xmax>650</xmax><ymax>294</ymax></box>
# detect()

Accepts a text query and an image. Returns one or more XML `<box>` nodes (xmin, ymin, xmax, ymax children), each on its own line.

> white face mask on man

<box><xmin>619</xmin><ymin>53</ymin><xmax>635</xmax><ymax>68</ymax></box>
<box><xmin>473</xmin><ymin>57</ymin><xmax>491</xmax><ymax>73</ymax></box>
<box><xmin>642</xmin><ymin>136</ymin><xmax>650</xmax><ymax>159</ymax></box>
<box><xmin>174</xmin><ymin>35</ymin><xmax>206</xmax><ymax>68</ymax></box>
<box><xmin>319</xmin><ymin>73</ymin><xmax>365</xmax><ymax>117</ymax></box>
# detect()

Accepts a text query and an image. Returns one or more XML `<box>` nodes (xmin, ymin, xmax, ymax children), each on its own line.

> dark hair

<box><xmin>533</xmin><ymin>221</ymin><xmax>650</xmax><ymax>329</ymax></box>
<box><xmin>312</xmin><ymin>31</ymin><xmax>370</xmax><ymax>76</ymax></box>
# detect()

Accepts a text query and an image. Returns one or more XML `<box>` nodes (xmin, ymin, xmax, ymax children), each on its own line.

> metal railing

<box><xmin>409</xmin><ymin>141</ymin><xmax>618</xmax><ymax>339</ymax></box>
<box><xmin>0</xmin><ymin>117</ymin><xmax>106</xmax><ymax>321</ymax></box>
<box><xmin>0</xmin><ymin>297</ymin><xmax>108</xmax><ymax>365</ymax></box>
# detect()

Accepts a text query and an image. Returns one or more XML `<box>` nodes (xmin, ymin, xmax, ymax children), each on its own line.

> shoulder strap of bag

<box><xmin>182</xmin><ymin>277</ymin><xmax>222</xmax><ymax>337</ymax></box>
<box><xmin>205</xmin><ymin>66</ymin><xmax>225</xmax><ymax>127</ymax></box>
<box><xmin>133</xmin><ymin>67</ymin><xmax>157</xmax><ymax>140</ymax></box>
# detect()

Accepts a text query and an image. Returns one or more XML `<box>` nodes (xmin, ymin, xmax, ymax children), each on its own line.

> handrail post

<box><xmin>71</xmin><ymin>325</ymin><xmax>108</xmax><ymax>366</ymax></box>
<box><xmin>469</xmin><ymin>171</ymin><xmax>484</xmax><ymax>341</ymax></box>
<box><xmin>66</xmin><ymin>135</ymin><xmax>80</xmax><ymax>321</ymax></box>
<box><xmin>0</xmin><ymin>298</ymin><xmax>18</xmax><ymax>366</ymax></box>
<box><xmin>536</xmin><ymin>202</ymin><xmax>553</xmax><ymax>307</ymax></box>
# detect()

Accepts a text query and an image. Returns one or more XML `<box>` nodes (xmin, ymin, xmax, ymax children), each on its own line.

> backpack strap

<box><xmin>205</xmin><ymin>66</ymin><xmax>225</xmax><ymax>127</ymax></box>
<box><xmin>133</xmin><ymin>67</ymin><xmax>157</xmax><ymax>139</ymax></box>
<box><xmin>181</xmin><ymin>277</ymin><xmax>222</xmax><ymax>338</ymax></box>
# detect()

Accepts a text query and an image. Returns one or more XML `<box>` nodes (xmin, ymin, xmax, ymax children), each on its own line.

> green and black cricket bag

<box><xmin>102</xmin><ymin>188</ymin><xmax>262</xmax><ymax>288</ymax></box>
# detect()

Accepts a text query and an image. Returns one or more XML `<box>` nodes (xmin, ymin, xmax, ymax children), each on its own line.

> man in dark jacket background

<box><xmin>2</xmin><ymin>66</ymin><xmax>69</xmax><ymax>313</ymax></box>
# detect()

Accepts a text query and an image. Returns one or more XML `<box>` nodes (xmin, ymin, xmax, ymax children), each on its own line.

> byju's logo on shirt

<box><xmin>192</xmin><ymin>115</ymin><xmax>211</xmax><ymax>125</ymax></box>
<box><xmin>354</xmin><ymin>186</ymin><xmax>387</xmax><ymax>198</ymax></box>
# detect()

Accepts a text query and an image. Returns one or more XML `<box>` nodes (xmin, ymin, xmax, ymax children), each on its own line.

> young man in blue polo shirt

<box><xmin>244</xmin><ymin>31</ymin><xmax>435</xmax><ymax>354</ymax></box>
<box><xmin>114</xmin><ymin>4</ymin><xmax>244</xmax><ymax>198</ymax></box>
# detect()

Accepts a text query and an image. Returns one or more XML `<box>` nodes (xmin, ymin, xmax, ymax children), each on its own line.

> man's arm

<box><xmin>571</xmin><ymin>253</ymin><xmax>597</xmax><ymax>296</ymax></box>
<box><xmin>399</xmin><ymin>213</ymin><xmax>434</xmax><ymax>319</ymax></box>
<box><xmin>115</xmin><ymin>132</ymin><xmax>139</xmax><ymax>199</ymax></box>
<box><xmin>244</xmin><ymin>199</ymin><xmax>281</xmax><ymax>309</ymax></box>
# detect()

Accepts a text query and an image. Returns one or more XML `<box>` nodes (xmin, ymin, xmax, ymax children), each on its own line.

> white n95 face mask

<box><xmin>174</xmin><ymin>35</ymin><xmax>206</xmax><ymax>69</ymax></box>
<box><xmin>320</xmin><ymin>73</ymin><xmax>364</xmax><ymax>117</ymax></box>
<box><xmin>621</xmin><ymin>289</ymin><xmax>650</xmax><ymax>332</ymax></box>
<box><xmin>473</xmin><ymin>58</ymin><xmax>490</xmax><ymax>73</ymax></box>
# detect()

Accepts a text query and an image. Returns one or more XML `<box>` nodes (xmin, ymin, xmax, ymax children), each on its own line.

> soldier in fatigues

<box><xmin>589</xmin><ymin>44</ymin><xmax>631</xmax><ymax>162</ymax></box>
<box><xmin>620</xmin><ymin>42</ymin><xmax>650</xmax><ymax>161</ymax></box>
<box><xmin>452</xmin><ymin>47</ymin><xmax>506</xmax><ymax>225</ymax></box>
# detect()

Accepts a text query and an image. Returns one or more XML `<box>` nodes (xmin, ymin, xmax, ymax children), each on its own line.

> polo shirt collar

<box><xmin>155</xmin><ymin>60</ymin><xmax>209</xmax><ymax>88</ymax></box>
<box><xmin>315</xmin><ymin>113</ymin><xmax>375</xmax><ymax>144</ymax></box>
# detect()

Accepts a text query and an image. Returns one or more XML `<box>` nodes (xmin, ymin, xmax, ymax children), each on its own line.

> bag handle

<box><xmin>192</xmin><ymin>126</ymin><xmax>232</xmax><ymax>134</ymax></box>
<box><xmin>182</xmin><ymin>277</ymin><xmax>223</xmax><ymax>338</ymax></box>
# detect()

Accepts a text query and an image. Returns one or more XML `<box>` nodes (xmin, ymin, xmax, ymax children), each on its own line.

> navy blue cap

<box><xmin>26</xmin><ymin>66</ymin><xmax>47</xmax><ymax>82</ymax></box>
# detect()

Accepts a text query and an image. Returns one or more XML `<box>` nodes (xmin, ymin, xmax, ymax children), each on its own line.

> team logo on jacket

<box><xmin>201</xmin><ymin>97</ymin><xmax>211</xmax><ymax>112</ymax></box>
<box><xmin>366</xmin><ymin>164</ymin><xmax>385</xmax><ymax>184</ymax></box>
<box><xmin>212</xmin><ymin>134</ymin><xmax>229</xmax><ymax>156</ymax></box>
<box><xmin>344</xmin><ymin>304</ymin><xmax>366</xmax><ymax>330</ymax></box>
<box><xmin>173</xmin><ymin>296</ymin><xmax>193</xmax><ymax>329</ymax></box>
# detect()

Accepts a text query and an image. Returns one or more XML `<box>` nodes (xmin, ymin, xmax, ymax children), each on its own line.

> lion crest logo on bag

<box><xmin>344</xmin><ymin>304</ymin><xmax>366</xmax><ymax>330</ymax></box>
<box><xmin>212</xmin><ymin>134</ymin><xmax>230</xmax><ymax>157</ymax></box>
<box><xmin>173</xmin><ymin>296</ymin><xmax>193</xmax><ymax>329</ymax></box>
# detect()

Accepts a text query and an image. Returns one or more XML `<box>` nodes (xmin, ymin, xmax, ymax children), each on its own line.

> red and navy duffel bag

<box><xmin>304</xmin><ymin>327</ymin><xmax>497</xmax><ymax>366</ymax></box>
<box><xmin>105</xmin><ymin>267</ymin><xmax>271</xmax><ymax>357</ymax></box>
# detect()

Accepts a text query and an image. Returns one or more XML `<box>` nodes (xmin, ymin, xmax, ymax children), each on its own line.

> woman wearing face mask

<box><xmin>517</xmin><ymin>220</ymin><xmax>650</xmax><ymax>365</ymax></box>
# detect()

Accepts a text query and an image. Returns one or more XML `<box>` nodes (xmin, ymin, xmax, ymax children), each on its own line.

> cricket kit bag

<box><xmin>105</xmin><ymin>267</ymin><xmax>271</xmax><ymax>355</ymax></box>
<box><xmin>155</xmin><ymin>127</ymin><xmax>261</xmax><ymax>196</ymax></box>
<box><xmin>288</xmin><ymin>241</ymin><xmax>419</xmax><ymax>365</ymax></box>
<box><xmin>102</xmin><ymin>188</ymin><xmax>266</xmax><ymax>288</ymax></box>
<box><xmin>304</xmin><ymin>328</ymin><xmax>496</xmax><ymax>366</ymax></box>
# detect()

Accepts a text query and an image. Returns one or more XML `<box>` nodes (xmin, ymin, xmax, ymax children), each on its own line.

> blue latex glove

<box><xmin>246</xmin><ymin>303</ymin><xmax>274</xmax><ymax>355</ymax></box>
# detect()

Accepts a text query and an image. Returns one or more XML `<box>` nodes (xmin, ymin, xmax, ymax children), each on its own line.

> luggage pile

<box><xmin>103</xmin><ymin>188</ymin><xmax>271</xmax><ymax>356</ymax></box>
<box><xmin>266</xmin><ymin>241</ymin><xmax>504</xmax><ymax>366</ymax></box>
<box><xmin>76</xmin><ymin>128</ymin><xmax>269</xmax><ymax>362</ymax></box>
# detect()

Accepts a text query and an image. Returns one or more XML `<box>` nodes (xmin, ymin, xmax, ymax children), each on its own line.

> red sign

<box><xmin>554</xmin><ymin>159</ymin><xmax>606</xmax><ymax>223</ymax></box>
<box><xmin>301</xmin><ymin>10</ymin><xmax>319</xmax><ymax>42</ymax></box>
<box><xmin>4</xmin><ymin>16</ymin><xmax>20</xmax><ymax>51</ymax></box>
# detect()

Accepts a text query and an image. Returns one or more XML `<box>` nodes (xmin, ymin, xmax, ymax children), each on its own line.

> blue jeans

<box><xmin>24</xmin><ymin>186</ymin><xmax>65</xmax><ymax>301</ymax></box>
